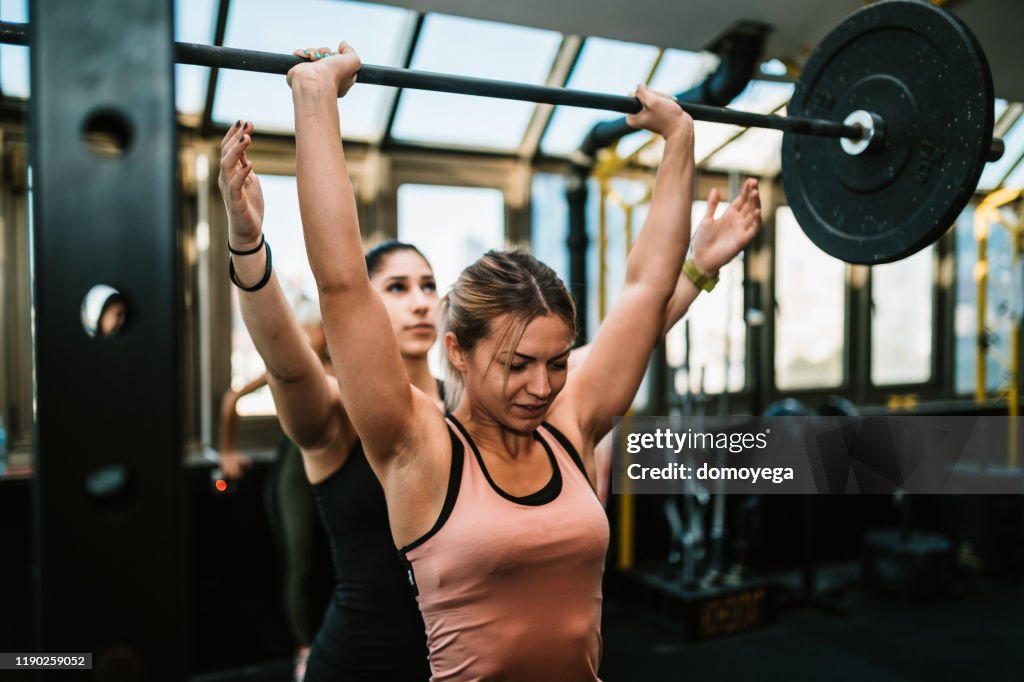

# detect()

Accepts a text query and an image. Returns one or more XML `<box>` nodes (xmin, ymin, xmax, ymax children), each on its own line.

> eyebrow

<box><xmin>501</xmin><ymin>348</ymin><xmax>572</xmax><ymax>362</ymax></box>
<box><xmin>384</xmin><ymin>275</ymin><xmax>434</xmax><ymax>282</ymax></box>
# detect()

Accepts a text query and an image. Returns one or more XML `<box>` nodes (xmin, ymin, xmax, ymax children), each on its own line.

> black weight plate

<box><xmin>781</xmin><ymin>0</ymin><xmax>994</xmax><ymax>265</ymax></box>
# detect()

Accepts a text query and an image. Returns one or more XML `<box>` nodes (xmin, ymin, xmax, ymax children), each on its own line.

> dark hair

<box><xmin>442</xmin><ymin>250</ymin><xmax>576</xmax><ymax>407</ymax></box>
<box><xmin>97</xmin><ymin>292</ymin><xmax>127</xmax><ymax>337</ymax></box>
<box><xmin>365</xmin><ymin>240</ymin><xmax>430</xmax><ymax>279</ymax></box>
<box><xmin>100</xmin><ymin>292</ymin><xmax>125</xmax><ymax>317</ymax></box>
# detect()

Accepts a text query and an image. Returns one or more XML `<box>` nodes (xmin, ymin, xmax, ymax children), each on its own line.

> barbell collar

<box><xmin>839</xmin><ymin>110</ymin><xmax>885</xmax><ymax>156</ymax></box>
<box><xmin>988</xmin><ymin>137</ymin><xmax>1005</xmax><ymax>162</ymax></box>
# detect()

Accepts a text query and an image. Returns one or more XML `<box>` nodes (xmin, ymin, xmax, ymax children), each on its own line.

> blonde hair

<box><xmin>442</xmin><ymin>250</ymin><xmax>576</xmax><ymax>411</ymax></box>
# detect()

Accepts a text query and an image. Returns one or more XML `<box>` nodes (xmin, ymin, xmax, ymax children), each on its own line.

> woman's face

<box><xmin>99</xmin><ymin>301</ymin><xmax>127</xmax><ymax>337</ymax></box>
<box><xmin>455</xmin><ymin>313</ymin><xmax>574</xmax><ymax>433</ymax></box>
<box><xmin>370</xmin><ymin>249</ymin><xmax>439</xmax><ymax>358</ymax></box>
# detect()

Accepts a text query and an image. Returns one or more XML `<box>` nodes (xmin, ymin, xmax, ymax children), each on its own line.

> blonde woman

<box><xmin>285</xmin><ymin>42</ymin><xmax>714</xmax><ymax>680</ymax></box>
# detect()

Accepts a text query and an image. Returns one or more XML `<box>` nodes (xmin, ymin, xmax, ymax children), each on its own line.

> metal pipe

<box><xmin>580</xmin><ymin>22</ymin><xmax>766</xmax><ymax>156</ymax></box>
<box><xmin>184</xmin><ymin>43</ymin><xmax>864</xmax><ymax>140</ymax></box>
<box><xmin>5</xmin><ymin>19</ymin><xmax>1008</xmax><ymax>157</ymax></box>
<box><xmin>0</xmin><ymin>20</ymin><xmax>859</xmax><ymax>141</ymax></box>
<box><xmin>973</xmin><ymin>208</ymin><xmax>988</xmax><ymax>404</ymax></box>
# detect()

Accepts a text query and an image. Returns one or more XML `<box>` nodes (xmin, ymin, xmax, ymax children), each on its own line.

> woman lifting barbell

<box><xmin>223</xmin><ymin>43</ymin><xmax>760</xmax><ymax>679</ymax></box>
<box><xmin>283</xmin><ymin>40</ymin><xmax>704</xmax><ymax>680</ymax></box>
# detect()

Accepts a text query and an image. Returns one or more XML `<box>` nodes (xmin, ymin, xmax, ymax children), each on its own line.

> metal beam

<box><xmin>30</xmin><ymin>0</ymin><xmax>185</xmax><ymax>676</ymax></box>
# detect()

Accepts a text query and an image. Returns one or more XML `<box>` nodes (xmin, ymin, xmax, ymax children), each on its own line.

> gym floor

<box><xmin>600</xmin><ymin>580</ymin><xmax>1023</xmax><ymax>681</ymax></box>
<box><xmin>189</xmin><ymin>572</ymin><xmax>1023</xmax><ymax>682</ymax></box>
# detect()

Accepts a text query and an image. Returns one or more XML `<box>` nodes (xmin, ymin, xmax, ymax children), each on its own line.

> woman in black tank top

<box><xmin>219</xmin><ymin>119</ymin><xmax>443</xmax><ymax>680</ymax></box>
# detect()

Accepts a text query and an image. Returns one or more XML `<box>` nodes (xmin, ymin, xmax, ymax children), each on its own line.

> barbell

<box><xmin>0</xmin><ymin>0</ymin><xmax>1004</xmax><ymax>265</ymax></box>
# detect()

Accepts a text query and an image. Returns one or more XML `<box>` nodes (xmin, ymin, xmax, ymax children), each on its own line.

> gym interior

<box><xmin>1</xmin><ymin>0</ymin><xmax>1023</xmax><ymax>680</ymax></box>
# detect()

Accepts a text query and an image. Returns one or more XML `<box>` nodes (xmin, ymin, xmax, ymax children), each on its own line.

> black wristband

<box><xmin>229</xmin><ymin>238</ymin><xmax>273</xmax><ymax>292</ymax></box>
<box><xmin>227</xmin><ymin>233</ymin><xmax>265</xmax><ymax>256</ymax></box>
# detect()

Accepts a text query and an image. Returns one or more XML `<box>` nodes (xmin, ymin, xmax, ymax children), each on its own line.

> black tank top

<box><xmin>306</xmin><ymin>384</ymin><xmax>444</xmax><ymax>680</ymax></box>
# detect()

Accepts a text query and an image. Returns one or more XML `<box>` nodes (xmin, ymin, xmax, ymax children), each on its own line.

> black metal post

<box><xmin>30</xmin><ymin>0</ymin><xmax>185</xmax><ymax>677</ymax></box>
<box><xmin>566</xmin><ymin>169</ymin><xmax>589</xmax><ymax>344</ymax></box>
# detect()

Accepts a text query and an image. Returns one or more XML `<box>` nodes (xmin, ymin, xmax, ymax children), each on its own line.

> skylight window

<box><xmin>390</xmin><ymin>14</ymin><xmax>562</xmax><ymax>150</ymax></box>
<box><xmin>616</xmin><ymin>48</ymin><xmax>720</xmax><ymax>159</ymax></box>
<box><xmin>541</xmin><ymin>37</ymin><xmax>660</xmax><ymax>156</ymax></box>
<box><xmin>693</xmin><ymin>80</ymin><xmax>793</xmax><ymax>163</ymax></box>
<box><xmin>213</xmin><ymin>0</ymin><xmax>415</xmax><ymax>139</ymax></box>
<box><xmin>0</xmin><ymin>0</ymin><xmax>28</xmax><ymax>98</ymax></box>
<box><xmin>175</xmin><ymin>0</ymin><xmax>217</xmax><ymax>115</ymax></box>
<box><xmin>702</xmin><ymin>125</ymin><xmax>784</xmax><ymax>176</ymax></box>
<box><xmin>979</xmin><ymin>107</ymin><xmax>1024</xmax><ymax>191</ymax></box>
<box><xmin>1000</xmin><ymin>155</ymin><xmax>1024</xmax><ymax>189</ymax></box>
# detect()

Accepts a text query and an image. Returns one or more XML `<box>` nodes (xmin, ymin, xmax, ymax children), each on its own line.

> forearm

<box><xmin>624</xmin><ymin>134</ymin><xmax>694</xmax><ymax>295</ymax></box>
<box><xmin>219</xmin><ymin>391</ymin><xmax>240</xmax><ymax>453</ymax></box>
<box><xmin>291</xmin><ymin>76</ymin><xmax>366</xmax><ymax>291</ymax></box>
<box><xmin>662</xmin><ymin>275</ymin><xmax>700</xmax><ymax>335</ymax></box>
<box><xmin>227</xmin><ymin>255</ymin><xmax>333</xmax><ymax>445</ymax></box>
<box><xmin>233</xmin><ymin>252</ymin><xmax>323</xmax><ymax>382</ymax></box>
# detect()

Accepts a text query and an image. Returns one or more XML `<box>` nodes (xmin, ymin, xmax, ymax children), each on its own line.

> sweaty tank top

<box><xmin>308</xmin><ymin>444</ymin><xmax>430</xmax><ymax>679</ymax></box>
<box><xmin>400</xmin><ymin>415</ymin><xmax>610</xmax><ymax>681</ymax></box>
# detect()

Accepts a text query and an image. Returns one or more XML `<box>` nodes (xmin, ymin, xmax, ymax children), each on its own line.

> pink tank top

<box><xmin>400</xmin><ymin>416</ymin><xmax>610</xmax><ymax>681</ymax></box>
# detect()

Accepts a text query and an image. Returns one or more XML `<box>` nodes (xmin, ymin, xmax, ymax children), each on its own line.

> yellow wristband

<box><xmin>683</xmin><ymin>258</ymin><xmax>719</xmax><ymax>293</ymax></box>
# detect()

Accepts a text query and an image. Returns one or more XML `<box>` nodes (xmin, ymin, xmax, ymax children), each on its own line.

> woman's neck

<box><xmin>403</xmin><ymin>354</ymin><xmax>438</xmax><ymax>400</ymax></box>
<box><xmin>453</xmin><ymin>400</ymin><xmax>536</xmax><ymax>458</ymax></box>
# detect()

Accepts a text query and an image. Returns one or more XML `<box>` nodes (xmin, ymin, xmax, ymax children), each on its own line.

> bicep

<box><xmin>268</xmin><ymin>359</ymin><xmax>341</xmax><ymax>451</ymax></box>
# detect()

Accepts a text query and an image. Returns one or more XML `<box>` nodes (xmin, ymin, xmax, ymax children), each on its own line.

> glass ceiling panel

<box><xmin>175</xmin><ymin>0</ymin><xmax>217</xmax><ymax>115</ymax></box>
<box><xmin>978</xmin><ymin>106</ymin><xmax>1024</xmax><ymax>191</ymax></box>
<box><xmin>999</xmin><ymin>151</ymin><xmax>1024</xmax><ymax>189</ymax></box>
<box><xmin>390</xmin><ymin>14</ymin><xmax>561</xmax><ymax>150</ymax></box>
<box><xmin>994</xmin><ymin>98</ymin><xmax>1009</xmax><ymax>125</ymax></box>
<box><xmin>540</xmin><ymin>37</ymin><xmax>660</xmax><ymax>156</ymax></box>
<box><xmin>0</xmin><ymin>0</ymin><xmax>28</xmax><ymax>98</ymax></box>
<box><xmin>213</xmin><ymin>0</ymin><xmax>414</xmax><ymax>139</ymax></box>
<box><xmin>693</xmin><ymin>80</ymin><xmax>793</xmax><ymax>163</ymax></box>
<box><xmin>615</xmin><ymin>48</ymin><xmax>720</xmax><ymax>159</ymax></box>
<box><xmin>702</xmin><ymin>124</ymin><xmax>784</xmax><ymax>176</ymax></box>
<box><xmin>649</xmin><ymin>49</ymin><xmax>720</xmax><ymax>95</ymax></box>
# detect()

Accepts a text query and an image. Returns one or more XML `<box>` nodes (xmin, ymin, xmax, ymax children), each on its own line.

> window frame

<box><xmin>0</xmin><ymin>125</ymin><xmax>32</xmax><ymax>469</ymax></box>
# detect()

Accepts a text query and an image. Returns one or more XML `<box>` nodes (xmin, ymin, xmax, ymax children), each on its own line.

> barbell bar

<box><xmin>0</xmin><ymin>19</ymin><xmax>1000</xmax><ymax>158</ymax></box>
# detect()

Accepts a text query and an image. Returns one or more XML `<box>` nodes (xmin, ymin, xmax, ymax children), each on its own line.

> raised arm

<box><xmin>286</xmin><ymin>45</ymin><xmax>436</xmax><ymax>465</ymax></box>
<box><xmin>219</xmin><ymin>120</ymin><xmax>348</xmax><ymax>462</ymax></box>
<box><xmin>560</xmin><ymin>85</ymin><xmax>695</xmax><ymax>442</ymax></box>
<box><xmin>567</xmin><ymin>180</ymin><xmax>762</xmax><ymax>372</ymax></box>
<box><xmin>662</xmin><ymin>179</ymin><xmax>763</xmax><ymax>331</ymax></box>
<box><xmin>577</xmin><ymin>180</ymin><xmax>762</xmax><ymax>497</ymax></box>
